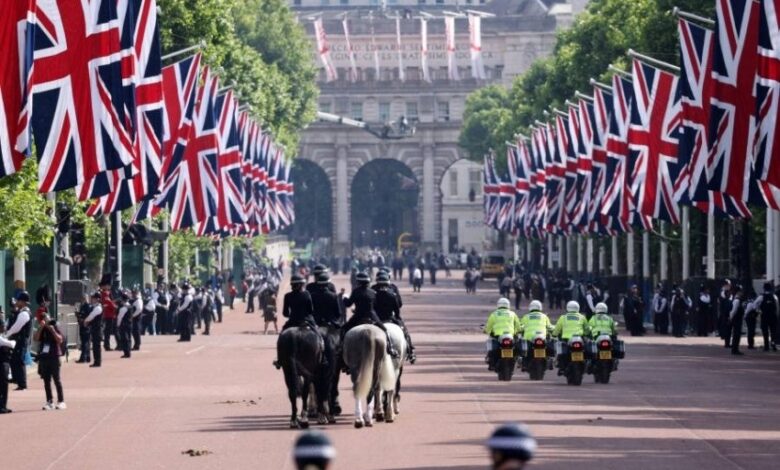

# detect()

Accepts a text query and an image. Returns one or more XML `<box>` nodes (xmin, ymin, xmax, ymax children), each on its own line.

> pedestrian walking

<box><xmin>34</xmin><ymin>313</ymin><xmax>66</xmax><ymax>410</ymax></box>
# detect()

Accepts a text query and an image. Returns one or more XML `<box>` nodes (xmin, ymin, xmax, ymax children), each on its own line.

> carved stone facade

<box><xmin>290</xmin><ymin>0</ymin><xmax>580</xmax><ymax>255</ymax></box>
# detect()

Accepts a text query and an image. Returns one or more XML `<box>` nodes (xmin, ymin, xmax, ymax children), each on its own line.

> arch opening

<box><xmin>350</xmin><ymin>159</ymin><xmax>419</xmax><ymax>251</ymax></box>
<box><xmin>283</xmin><ymin>159</ymin><xmax>332</xmax><ymax>248</ymax></box>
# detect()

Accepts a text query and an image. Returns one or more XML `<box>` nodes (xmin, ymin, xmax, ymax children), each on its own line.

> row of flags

<box><xmin>0</xmin><ymin>0</ymin><xmax>293</xmax><ymax>237</ymax></box>
<box><xmin>314</xmin><ymin>13</ymin><xmax>486</xmax><ymax>83</ymax></box>
<box><xmin>485</xmin><ymin>0</ymin><xmax>779</xmax><ymax>238</ymax></box>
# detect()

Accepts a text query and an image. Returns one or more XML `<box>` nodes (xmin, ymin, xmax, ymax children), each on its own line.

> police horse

<box><xmin>374</xmin><ymin>322</ymin><xmax>407</xmax><ymax>423</ymax></box>
<box><xmin>342</xmin><ymin>324</ymin><xmax>403</xmax><ymax>428</ymax></box>
<box><xmin>277</xmin><ymin>327</ymin><xmax>331</xmax><ymax>428</ymax></box>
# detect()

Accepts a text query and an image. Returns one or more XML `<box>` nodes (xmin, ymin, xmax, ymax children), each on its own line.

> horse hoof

<box><xmin>327</xmin><ymin>415</ymin><xmax>336</xmax><ymax>424</ymax></box>
<box><xmin>365</xmin><ymin>420</ymin><xmax>373</xmax><ymax>428</ymax></box>
<box><xmin>332</xmin><ymin>405</ymin><xmax>342</xmax><ymax>416</ymax></box>
<box><xmin>354</xmin><ymin>420</ymin><xmax>364</xmax><ymax>429</ymax></box>
<box><xmin>307</xmin><ymin>410</ymin><xmax>317</xmax><ymax>419</ymax></box>
<box><xmin>376</xmin><ymin>414</ymin><xmax>385</xmax><ymax>422</ymax></box>
<box><xmin>299</xmin><ymin>420</ymin><xmax>310</xmax><ymax>429</ymax></box>
<box><xmin>317</xmin><ymin>414</ymin><xmax>328</xmax><ymax>425</ymax></box>
<box><xmin>386</xmin><ymin>417</ymin><xmax>394</xmax><ymax>423</ymax></box>
<box><xmin>289</xmin><ymin>421</ymin><xmax>299</xmax><ymax>429</ymax></box>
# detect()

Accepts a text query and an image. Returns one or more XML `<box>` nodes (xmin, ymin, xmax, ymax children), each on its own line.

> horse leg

<box><xmin>364</xmin><ymin>389</ymin><xmax>375</xmax><ymax>427</ymax></box>
<box><xmin>314</xmin><ymin>370</ymin><xmax>331</xmax><ymax>425</ymax></box>
<box><xmin>307</xmin><ymin>383</ymin><xmax>318</xmax><ymax>419</ymax></box>
<box><xmin>385</xmin><ymin>389</ymin><xmax>395</xmax><ymax>423</ymax></box>
<box><xmin>374</xmin><ymin>390</ymin><xmax>385</xmax><ymax>422</ymax></box>
<box><xmin>284</xmin><ymin>368</ymin><xmax>299</xmax><ymax>429</ymax></box>
<box><xmin>299</xmin><ymin>378</ymin><xmax>310</xmax><ymax>429</ymax></box>
<box><xmin>354</xmin><ymin>393</ymin><xmax>364</xmax><ymax>428</ymax></box>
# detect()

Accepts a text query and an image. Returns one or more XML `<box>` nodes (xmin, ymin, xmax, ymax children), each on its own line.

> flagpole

<box><xmin>161</xmin><ymin>41</ymin><xmax>205</xmax><ymax>62</ymax></box>
<box><xmin>627</xmin><ymin>49</ymin><xmax>681</xmax><ymax>73</ymax></box>
<box><xmin>608</xmin><ymin>64</ymin><xmax>631</xmax><ymax>78</ymax></box>
<box><xmin>659</xmin><ymin>221</ymin><xmax>668</xmax><ymax>281</ymax></box>
<box><xmin>706</xmin><ymin>212</ymin><xmax>715</xmax><ymax>278</ymax></box>
<box><xmin>682</xmin><ymin>207</ymin><xmax>690</xmax><ymax>280</ymax></box>
<box><xmin>673</xmin><ymin>7</ymin><xmax>715</xmax><ymax>27</ymax></box>
<box><xmin>589</xmin><ymin>79</ymin><xmax>612</xmax><ymax>92</ymax></box>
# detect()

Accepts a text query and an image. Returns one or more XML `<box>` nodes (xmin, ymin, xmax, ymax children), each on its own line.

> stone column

<box><xmin>659</xmin><ymin>222</ymin><xmax>668</xmax><ymax>281</ymax></box>
<box><xmin>335</xmin><ymin>145</ymin><xmax>350</xmax><ymax>256</ymax></box>
<box><xmin>706</xmin><ymin>212</ymin><xmax>715</xmax><ymax>279</ymax></box>
<box><xmin>421</xmin><ymin>144</ymin><xmax>436</xmax><ymax>248</ymax></box>
<box><xmin>611</xmin><ymin>237</ymin><xmax>619</xmax><ymax>275</ymax></box>
<box><xmin>627</xmin><ymin>232</ymin><xmax>635</xmax><ymax>277</ymax></box>
<box><xmin>682</xmin><ymin>207</ymin><xmax>690</xmax><ymax>280</ymax></box>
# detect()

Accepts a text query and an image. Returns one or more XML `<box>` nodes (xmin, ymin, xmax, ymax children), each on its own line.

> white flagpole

<box><xmin>396</xmin><ymin>16</ymin><xmax>405</xmax><ymax>82</ymax></box>
<box><xmin>420</xmin><ymin>18</ymin><xmax>431</xmax><ymax>82</ymax></box>
<box><xmin>444</xmin><ymin>16</ymin><xmax>460</xmax><ymax>81</ymax></box>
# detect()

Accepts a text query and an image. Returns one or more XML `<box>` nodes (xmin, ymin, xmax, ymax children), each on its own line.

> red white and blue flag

<box><xmin>483</xmin><ymin>154</ymin><xmax>500</xmax><ymax>228</ymax></box>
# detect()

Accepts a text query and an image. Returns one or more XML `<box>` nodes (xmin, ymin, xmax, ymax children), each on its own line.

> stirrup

<box><xmin>272</xmin><ymin>360</ymin><xmax>281</xmax><ymax>370</ymax></box>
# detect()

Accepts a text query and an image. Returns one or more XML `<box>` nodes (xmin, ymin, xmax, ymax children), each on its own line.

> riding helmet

<box><xmin>16</xmin><ymin>290</ymin><xmax>31</xmax><ymax>303</ymax></box>
<box><xmin>293</xmin><ymin>430</ymin><xmax>336</xmax><ymax>469</ymax></box>
<box><xmin>316</xmin><ymin>272</ymin><xmax>331</xmax><ymax>284</ymax></box>
<box><xmin>355</xmin><ymin>272</ymin><xmax>370</xmax><ymax>284</ymax></box>
<box><xmin>375</xmin><ymin>272</ymin><xmax>390</xmax><ymax>284</ymax></box>
<box><xmin>291</xmin><ymin>274</ymin><xmax>305</xmax><ymax>285</ymax></box>
<box><xmin>486</xmin><ymin>423</ymin><xmax>537</xmax><ymax>464</ymax></box>
<box><xmin>312</xmin><ymin>264</ymin><xmax>327</xmax><ymax>276</ymax></box>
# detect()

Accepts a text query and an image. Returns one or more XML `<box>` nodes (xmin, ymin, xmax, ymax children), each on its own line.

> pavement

<box><xmin>1</xmin><ymin>271</ymin><xmax>779</xmax><ymax>470</ymax></box>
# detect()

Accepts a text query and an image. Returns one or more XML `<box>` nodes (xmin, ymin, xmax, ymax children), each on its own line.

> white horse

<box><xmin>375</xmin><ymin>323</ymin><xmax>407</xmax><ymax>423</ymax></box>
<box><xmin>342</xmin><ymin>324</ymin><xmax>392</xmax><ymax>428</ymax></box>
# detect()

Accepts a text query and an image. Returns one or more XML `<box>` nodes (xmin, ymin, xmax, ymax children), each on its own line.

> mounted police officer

<box><xmin>307</xmin><ymin>264</ymin><xmax>336</xmax><ymax>294</ymax></box>
<box><xmin>273</xmin><ymin>274</ymin><xmax>327</xmax><ymax>369</ymax></box>
<box><xmin>373</xmin><ymin>271</ymin><xmax>416</xmax><ymax>363</ymax></box>
<box><xmin>342</xmin><ymin>272</ymin><xmax>399</xmax><ymax>358</ymax></box>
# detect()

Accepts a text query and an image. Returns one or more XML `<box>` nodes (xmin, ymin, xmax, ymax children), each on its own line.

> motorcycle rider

<box><xmin>587</xmin><ymin>302</ymin><xmax>619</xmax><ymax>371</ymax></box>
<box><xmin>517</xmin><ymin>300</ymin><xmax>553</xmax><ymax>370</ymax></box>
<box><xmin>552</xmin><ymin>301</ymin><xmax>590</xmax><ymax>375</ymax></box>
<box><xmin>483</xmin><ymin>298</ymin><xmax>522</xmax><ymax>371</ymax></box>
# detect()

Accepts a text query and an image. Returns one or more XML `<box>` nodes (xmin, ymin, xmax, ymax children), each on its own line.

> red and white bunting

<box><xmin>341</xmin><ymin>18</ymin><xmax>358</xmax><ymax>82</ymax></box>
<box><xmin>313</xmin><ymin>18</ymin><xmax>336</xmax><ymax>82</ymax></box>
<box><xmin>395</xmin><ymin>16</ymin><xmax>405</xmax><ymax>82</ymax></box>
<box><xmin>445</xmin><ymin>16</ymin><xmax>460</xmax><ymax>81</ymax></box>
<box><xmin>468</xmin><ymin>14</ymin><xmax>486</xmax><ymax>80</ymax></box>
<box><xmin>420</xmin><ymin>17</ymin><xmax>431</xmax><ymax>82</ymax></box>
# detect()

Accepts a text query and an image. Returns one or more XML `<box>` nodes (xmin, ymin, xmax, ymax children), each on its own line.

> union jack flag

<box><xmin>265</xmin><ymin>142</ymin><xmax>282</xmax><ymax>232</ymax></box>
<box><xmin>483</xmin><ymin>154</ymin><xmax>499</xmax><ymax>228</ymax></box>
<box><xmin>215</xmin><ymin>91</ymin><xmax>245</xmax><ymax>227</ymax></box>
<box><xmin>27</xmin><ymin>0</ymin><xmax>134</xmax><ymax>193</ymax></box>
<box><xmin>282</xmin><ymin>157</ymin><xmax>295</xmax><ymax>227</ymax></box>
<box><xmin>629</xmin><ymin>59</ymin><xmax>683</xmax><ymax>225</ymax></box>
<box><xmin>707</xmin><ymin>0</ymin><xmax>764</xmax><ymax>205</ymax></box>
<box><xmin>602</xmin><ymin>75</ymin><xmax>633</xmax><ymax>228</ymax></box>
<box><xmin>87</xmin><ymin>0</ymin><xmax>163</xmax><ymax>214</ymax></box>
<box><xmin>588</xmin><ymin>87</ymin><xmax>618</xmax><ymax>234</ymax></box>
<box><xmin>677</xmin><ymin>17</ymin><xmax>751</xmax><ymax>218</ymax></box>
<box><xmin>571</xmin><ymin>99</ymin><xmax>595</xmax><ymax>230</ymax></box>
<box><xmin>1</xmin><ymin>0</ymin><xmax>35</xmax><ymax>177</ymax></box>
<box><xmin>544</xmin><ymin>118</ymin><xmax>566</xmax><ymax>233</ymax></box>
<box><xmin>258</xmin><ymin>132</ymin><xmax>271</xmax><ymax>234</ymax></box>
<box><xmin>564</xmin><ymin>106</ymin><xmax>580</xmax><ymax>230</ymax></box>
<box><xmin>275</xmin><ymin>149</ymin><xmax>293</xmax><ymax>229</ymax></box>
<box><xmin>508</xmin><ymin>143</ymin><xmax>530</xmax><ymax>236</ymax></box>
<box><xmin>497</xmin><ymin>167</ymin><xmax>515</xmax><ymax>234</ymax></box>
<box><xmin>753</xmin><ymin>0</ymin><xmax>780</xmax><ymax>207</ymax></box>
<box><xmin>160</xmin><ymin>66</ymin><xmax>219</xmax><ymax>231</ymax></box>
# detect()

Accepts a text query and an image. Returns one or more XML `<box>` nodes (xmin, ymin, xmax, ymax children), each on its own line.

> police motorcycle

<box><xmin>492</xmin><ymin>332</ymin><xmax>518</xmax><ymax>381</ymax></box>
<box><xmin>519</xmin><ymin>331</ymin><xmax>553</xmax><ymax>381</ymax></box>
<box><xmin>556</xmin><ymin>335</ymin><xmax>587</xmax><ymax>385</ymax></box>
<box><xmin>584</xmin><ymin>303</ymin><xmax>626</xmax><ymax>384</ymax></box>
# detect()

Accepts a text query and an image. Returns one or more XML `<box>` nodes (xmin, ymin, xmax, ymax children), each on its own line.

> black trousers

<box><xmin>654</xmin><ymin>312</ymin><xmax>669</xmax><ymax>334</ymax></box>
<box><xmin>731</xmin><ymin>312</ymin><xmax>744</xmax><ymax>353</ymax></box>
<box><xmin>178</xmin><ymin>311</ymin><xmax>191</xmax><ymax>341</ymax></box>
<box><xmin>203</xmin><ymin>309</ymin><xmax>212</xmax><ymax>335</ymax></box>
<box><xmin>119</xmin><ymin>322</ymin><xmax>132</xmax><ymax>356</ymax></box>
<box><xmin>141</xmin><ymin>312</ymin><xmax>154</xmax><ymax>335</ymax></box>
<box><xmin>103</xmin><ymin>318</ymin><xmax>117</xmax><ymax>350</ymax></box>
<box><xmin>0</xmin><ymin>361</ymin><xmax>9</xmax><ymax>409</ymax></box>
<box><xmin>761</xmin><ymin>315</ymin><xmax>777</xmax><ymax>350</ymax></box>
<box><xmin>78</xmin><ymin>326</ymin><xmax>91</xmax><ymax>362</ymax></box>
<box><xmin>746</xmin><ymin>313</ymin><xmax>758</xmax><ymax>348</ymax></box>
<box><xmin>671</xmin><ymin>311</ymin><xmax>686</xmax><ymax>337</ymax></box>
<box><xmin>90</xmin><ymin>323</ymin><xmax>103</xmax><ymax>366</ymax></box>
<box><xmin>39</xmin><ymin>356</ymin><xmax>63</xmax><ymax>403</ymax></box>
<box><xmin>696</xmin><ymin>310</ymin><xmax>710</xmax><ymax>336</ymax></box>
<box><xmin>10</xmin><ymin>346</ymin><xmax>26</xmax><ymax>388</ymax></box>
<box><xmin>246</xmin><ymin>293</ymin><xmax>256</xmax><ymax>312</ymax></box>
<box><xmin>131</xmin><ymin>316</ymin><xmax>141</xmax><ymax>350</ymax></box>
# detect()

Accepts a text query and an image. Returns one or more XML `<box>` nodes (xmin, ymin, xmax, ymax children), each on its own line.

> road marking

<box><xmin>46</xmin><ymin>387</ymin><xmax>135</xmax><ymax>470</ymax></box>
<box><xmin>185</xmin><ymin>345</ymin><xmax>206</xmax><ymax>355</ymax></box>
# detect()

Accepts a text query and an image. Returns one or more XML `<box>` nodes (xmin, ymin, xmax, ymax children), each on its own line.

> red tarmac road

<box><xmin>2</xmin><ymin>272</ymin><xmax>779</xmax><ymax>469</ymax></box>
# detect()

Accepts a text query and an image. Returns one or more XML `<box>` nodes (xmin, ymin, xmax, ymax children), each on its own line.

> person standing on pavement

<box><xmin>718</xmin><ymin>280</ymin><xmax>733</xmax><ymax>348</ymax></box>
<box><xmin>116</xmin><ymin>291</ymin><xmax>132</xmax><ymax>358</ymax></box>
<box><xmin>75</xmin><ymin>298</ymin><xmax>91</xmax><ymax>363</ymax></box>
<box><xmin>652</xmin><ymin>284</ymin><xmax>669</xmax><ymax>334</ymax></box>
<box><xmin>84</xmin><ymin>292</ymin><xmax>103</xmax><ymax>367</ymax></box>
<box><xmin>177</xmin><ymin>283</ymin><xmax>193</xmax><ymax>342</ymax></box>
<box><xmin>729</xmin><ymin>285</ymin><xmax>746</xmax><ymax>356</ymax></box>
<box><xmin>35</xmin><ymin>312</ymin><xmax>66</xmax><ymax>410</ymax></box>
<box><xmin>486</xmin><ymin>423</ymin><xmax>536</xmax><ymax>470</ymax></box>
<box><xmin>131</xmin><ymin>288</ymin><xmax>144</xmax><ymax>351</ymax></box>
<box><xmin>622</xmin><ymin>285</ymin><xmax>645</xmax><ymax>336</ymax></box>
<box><xmin>745</xmin><ymin>290</ymin><xmax>761</xmax><ymax>349</ymax></box>
<box><xmin>670</xmin><ymin>287</ymin><xmax>692</xmax><ymax>338</ymax></box>
<box><xmin>755</xmin><ymin>282</ymin><xmax>779</xmax><ymax>351</ymax></box>
<box><xmin>412</xmin><ymin>267</ymin><xmax>423</xmax><ymax>292</ymax></box>
<box><xmin>6</xmin><ymin>291</ymin><xmax>32</xmax><ymax>390</ymax></box>
<box><xmin>0</xmin><ymin>320</ymin><xmax>17</xmax><ymax>413</ymax></box>
<box><xmin>100</xmin><ymin>282</ymin><xmax>118</xmax><ymax>351</ymax></box>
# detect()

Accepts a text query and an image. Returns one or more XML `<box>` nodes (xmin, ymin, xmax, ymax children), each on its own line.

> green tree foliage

<box><xmin>158</xmin><ymin>0</ymin><xmax>317</xmax><ymax>154</ymax></box>
<box><xmin>0</xmin><ymin>159</ymin><xmax>54</xmax><ymax>257</ymax></box>
<box><xmin>458</xmin><ymin>85</ymin><xmax>515</xmax><ymax>169</ymax></box>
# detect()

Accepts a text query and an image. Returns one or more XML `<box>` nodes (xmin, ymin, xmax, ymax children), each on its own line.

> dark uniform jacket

<box><xmin>282</xmin><ymin>290</ymin><xmax>317</xmax><ymax>326</ymax></box>
<box><xmin>310</xmin><ymin>285</ymin><xmax>342</xmax><ymax>326</ymax></box>
<box><xmin>373</xmin><ymin>287</ymin><xmax>400</xmax><ymax>323</ymax></box>
<box><xmin>343</xmin><ymin>286</ymin><xmax>382</xmax><ymax>325</ymax></box>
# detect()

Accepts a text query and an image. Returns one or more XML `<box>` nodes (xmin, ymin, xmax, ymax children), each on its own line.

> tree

<box><xmin>459</xmin><ymin>85</ymin><xmax>515</xmax><ymax>168</ymax></box>
<box><xmin>0</xmin><ymin>158</ymin><xmax>54</xmax><ymax>257</ymax></box>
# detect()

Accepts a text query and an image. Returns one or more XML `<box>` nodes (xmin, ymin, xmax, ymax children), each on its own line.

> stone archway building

<box><xmin>291</xmin><ymin>0</ymin><xmax>584</xmax><ymax>256</ymax></box>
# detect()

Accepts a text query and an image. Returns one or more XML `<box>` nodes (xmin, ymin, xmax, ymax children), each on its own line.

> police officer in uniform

<box><xmin>483</xmin><ymin>298</ymin><xmax>522</xmax><ymax>370</ymax></box>
<box><xmin>6</xmin><ymin>291</ymin><xmax>32</xmax><ymax>390</ymax></box>
<box><xmin>130</xmin><ymin>288</ymin><xmax>144</xmax><ymax>351</ymax></box>
<box><xmin>310</xmin><ymin>273</ymin><xmax>342</xmax><ymax>328</ymax></box>
<box><xmin>342</xmin><ymin>272</ymin><xmax>399</xmax><ymax>357</ymax></box>
<box><xmin>695</xmin><ymin>284</ymin><xmax>713</xmax><ymax>337</ymax></box>
<box><xmin>83</xmin><ymin>292</ymin><xmax>103</xmax><ymax>367</ymax></box>
<box><xmin>552</xmin><ymin>301</ymin><xmax>590</xmax><ymax>375</ymax></box>
<box><xmin>177</xmin><ymin>282</ymin><xmax>193</xmax><ymax>342</ymax></box>
<box><xmin>116</xmin><ymin>290</ymin><xmax>133</xmax><ymax>358</ymax></box>
<box><xmin>718</xmin><ymin>280</ymin><xmax>733</xmax><ymax>348</ymax></box>
<box><xmin>517</xmin><ymin>300</ymin><xmax>553</xmax><ymax>370</ymax></box>
<box><xmin>75</xmin><ymin>297</ymin><xmax>92</xmax><ymax>363</ymax></box>
<box><xmin>373</xmin><ymin>272</ymin><xmax>416</xmax><ymax>362</ymax></box>
<box><xmin>622</xmin><ymin>285</ymin><xmax>645</xmax><ymax>336</ymax></box>
<box><xmin>0</xmin><ymin>320</ymin><xmax>17</xmax><ymax>413</ymax></box>
<box><xmin>486</xmin><ymin>423</ymin><xmax>536</xmax><ymax>470</ymax></box>
<box><xmin>755</xmin><ymin>282</ymin><xmax>778</xmax><ymax>351</ymax></box>
<box><xmin>292</xmin><ymin>431</ymin><xmax>336</xmax><ymax>470</ymax></box>
<box><xmin>670</xmin><ymin>287</ymin><xmax>692</xmax><ymax>338</ymax></box>
<box><xmin>728</xmin><ymin>285</ymin><xmax>746</xmax><ymax>356</ymax></box>
<box><xmin>274</xmin><ymin>274</ymin><xmax>325</xmax><ymax>369</ymax></box>
<box><xmin>307</xmin><ymin>265</ymin><xmax>336</xmax><ymax>294</ymax></box>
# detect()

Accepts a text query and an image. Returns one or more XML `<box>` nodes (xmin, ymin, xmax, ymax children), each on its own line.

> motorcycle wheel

<box><xmin>566</xmin><ymin>364</ymin><xmax>584</xmax><ymax>386</ymax></box>
<box><xmin>594</xmin><ymin>362</ymin><xmax>611</xmax><ymax>384</ymax></box>
<box><xmin>528</xmin><ymin>360</ymin><xmax>545</xmax><ymax>381</ymax></box>
<box><xmin>497</xmin><ymin>358</ymin><xmax>514</xmax><ymax>381</ymax></box>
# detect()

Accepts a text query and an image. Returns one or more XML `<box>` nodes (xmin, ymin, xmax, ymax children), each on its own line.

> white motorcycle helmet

<box><xmin>496</xmin><ymin>297</ymin><xmax>511</xmax><ymax>309</ymax></box>
<box><xmin>528</xmin><ymin>300</ymin><xmax>542</xmax><ymax>312</ymax></box>
<box><xmin>566</xmin><ymin>300</ymin><xmax>580</xmax><ymax>313</ymax></box>
<box><xmin>595</xmin><ymin>302</ymin><xmax>609</xmax><ymax>315</ymax></box>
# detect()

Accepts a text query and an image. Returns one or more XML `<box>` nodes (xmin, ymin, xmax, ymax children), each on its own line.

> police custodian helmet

<box><xmin>291</xmin><ymin>274</ymin><xmax>305</xmax><ymax>285</ymax></box>
<box><xmin>487</xmin><ymin>423</ymin><xmax>537</xmax><ymax>468</ymax></box>
<box><xmin>293</xmin><ymin>431</ymin><xmax>336</xmax><ymax>470</ymax></box>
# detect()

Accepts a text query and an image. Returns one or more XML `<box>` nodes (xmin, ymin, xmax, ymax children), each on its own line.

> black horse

<box><xmin>276</xmin><ymin>327</ymin><xmax>330</xmax><ymax>428</ymax></box>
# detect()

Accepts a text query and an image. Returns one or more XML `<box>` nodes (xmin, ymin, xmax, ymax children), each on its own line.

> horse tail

<box><xmin>371</xmin><ymin>335</ymin><xmax>386</xmax><ymax>394</ymax></box>
<box><xmin>354</xmin><ymin>332</ymin><xmax>376</xmax><ymax>399</ymax></box>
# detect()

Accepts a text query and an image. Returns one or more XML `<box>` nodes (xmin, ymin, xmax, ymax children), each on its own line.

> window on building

<box><xmin>379</xmin><ymin>102</ymin><xmax>391</xmax><ymax>123</ymax></box>
<box><xmin>418</xmin><ymin>0</ymin><xmax>426</xmax><ymax>4</ymax></box>
<box><xmin>448</xmin><ymin>219</ymin><xmax>459</xmax><ymax>253</ymax></box>
<box><xmin>437</xmin><ymin>101</ymin><xmax>450</xmax><ymax>122</ymax></box>
<box><xmin>449</xmin><ymin>170</ymin><xmax>459</xmax><ymax>197</ymax></box>
<box><xmin>406</xmin><ymin>101</ymin><xmax>418</xmax><ymax>121</ymax></box>
<box><xmin>469</xmin><ymin>169</ymin><xmax>482</xmax><ymax>197</ymax></box>
<box><xmin>319</xmin><ymin>101</ymin><xmax>331</xmax><ymax>113</ymax></box>
<box><xmin>406</xmin><ymin>67</ymin><xmax>420</xmax><ymax>81</ymax></box>
<box><xmin>351</xmin><ymin>102</ymin><xmax>363</xmax><ymax>121</ymax></box>
<box><xmin>339</xmin><ymin>0</ymin><xmax>348</xmax><ymax>4</ymax></box>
